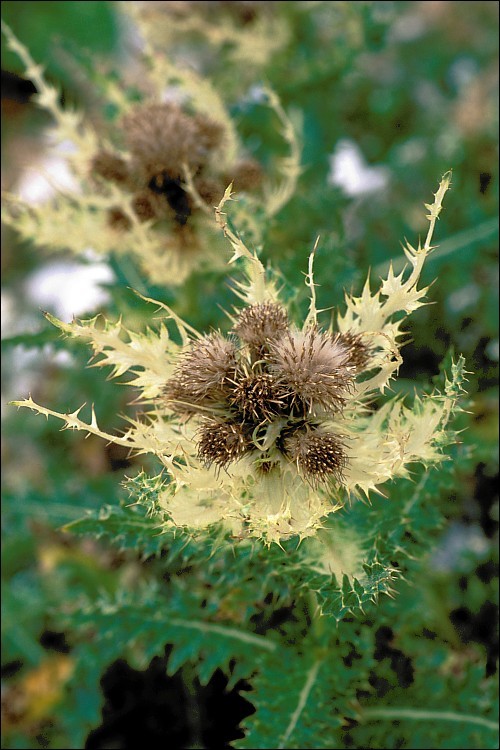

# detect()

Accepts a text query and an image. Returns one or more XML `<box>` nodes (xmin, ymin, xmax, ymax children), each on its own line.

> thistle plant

<box><xmin>1</xmin><ymin>21</ymin><xmax>300</xmax><ymax>286</ymax></box>
<box><xmin>11</xmin><ymin>171</ymin><xmax>465</xmax><ymax>551</ymax></box>
<box><xmin>3</xmin><ymin>4</ymin><xmax>497</xmax><ymax>747</ymax></box>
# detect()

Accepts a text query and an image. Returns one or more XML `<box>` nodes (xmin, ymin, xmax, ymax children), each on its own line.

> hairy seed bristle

<box><xmin>283</xmin><ymin>427</ymin><xmax>347</xmax><ymax>481</ymax></box>
<box><xmin>267</xmin><ymin>327</ymin><xmax>356</xmax><ymax>414</ymax></box>
<box><xmin>164</xmin><ymin>333</ymin><xmax>237</xmax><ymax>414</ymax></box>
<box><xmin>233</xmin><ymin>302</ymin><xmax>290</xmax><ymax>350</ymax></box>
<box><xmin>197</xmin><ymin>419</ymin><xmax>251</xmax><ymax>468</ymax></box>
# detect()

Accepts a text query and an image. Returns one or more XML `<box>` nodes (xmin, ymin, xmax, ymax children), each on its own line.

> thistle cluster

<box><xmin>91</xmin><ymin>101</ymin><xmax>263</xmax><ymax>235</ymax></box>
<box><xmin>11</xmin><ymin>173</ymin><xmax>461</xmax><ymax>544</ymax></box>
<box><xmin>165</xmin><ymin>302</ymin><xmax>369</xmax><ymax>485</ymax></box>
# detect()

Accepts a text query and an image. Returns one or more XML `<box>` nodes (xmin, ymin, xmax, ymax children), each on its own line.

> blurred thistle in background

<box><xmin>1</xmin><ymin>16</ymin><xmax>299</xmax><ymax>289</ymax></box>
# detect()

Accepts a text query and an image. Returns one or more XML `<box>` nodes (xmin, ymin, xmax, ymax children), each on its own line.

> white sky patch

<box><xmin>447</xmin><ymin>283</ymin><xmax>481</xmax><ymax>313</ymax></box>
<box><xmin>16</xmin><ymin>139</ymin><xmax>79</xmax><ymax>205</ymax></box>
<box><xmin>2</xmin><ymin>287</ymin><xmax>77</xmax><ymax>414</ymax></box>
<box><xmin>245</xmin><ymin>83</ymin><xmax>269</xmax><ymax>104</ymax></box>
<box><xmin>2</xmin><ymin>345</ymin><xmax>76</xmax><ymax>412</ymax></box>
<box><xmin>328</xmin><ymin>139</ymin><xmax>390</xmax><ymax>197</ymax></box>
<box><xmin>25</xmin><ymin>260</ymin><xmax>115</xmax><ymax>320</ymax></box>
<box><xmin>388</xmin><ymin>11</ymin><xmax>427</xmax><ymax>42</ymax></box>
<box><xmin>430</xmin><ymin>521</ymin><xmax>490</xmax><ymax>572</ymax></box>
<box><xmin>16</xmin><ymin>156</ymin><xmax>78</xmax><ymax>205</ymax></box>
<box><xmin>486</xmin><ymin>339</ymin><xmax>499</xmax><ymax>362</ymax></box>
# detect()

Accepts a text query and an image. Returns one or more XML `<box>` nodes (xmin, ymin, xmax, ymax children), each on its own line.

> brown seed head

<box><xmin>233</xmin><ymin>302</ymin><xmax>289</xmax><ymax>351</ymax></box>
<box><xmin>197</xmin><ymin>418</ymin><xmax>251</xmax><ymax>468</ymax></box>
<box><xmin>193</xmin><ymin>176</ymin><xmax>225</xmax><ymax>205</ymax></box>
<box><xmin>333</xmin><ymin>331</ymin><xmax>371</xmax><ymax>372</ymax></box>
<box><xmin>283</xmin><ymin>426</ymin><xmax>347</xmax><ymax>482</ymax></box>
<box><xmin>229</xmin><ymin>370</ymin><xmax>286</xmax><ymax>422</ymax></box>
<box><xmin>132</xmin><ymin>190</ymin><xmax>164</xmax><ymax>222</ymax></box>
<box><xmin>107</xmin><ymin>207</ymin><xmax>132</xmax><ymax>232</ymax></box>
<box><xmin>91</xmin><ymin>151</ymin><xmax>131</xmax><ymax>186</ymax></box>
<box><xmin>164</xmin><ymin>333</ymin><xmax>237</xmax><ymax>414</ymax></box>
<box><xmin>121</xmin><ymin>102</ymin><xmax>225</xmax><ymax>184</ymax></box>
<box><xmin>267</xmin><ymin>327</ymin><xmax>356</xmax><ymax>414</ymax></box>
<box><xmin>227</xmin><ymin>158</ymin><xmax>264</xmax><ymax>191</ymax></box>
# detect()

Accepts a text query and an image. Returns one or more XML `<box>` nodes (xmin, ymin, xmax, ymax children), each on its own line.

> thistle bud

<box><xmin>164</xmin><ymin>333</ymin><xmax>238</xmax><ymax>413</ymax></box>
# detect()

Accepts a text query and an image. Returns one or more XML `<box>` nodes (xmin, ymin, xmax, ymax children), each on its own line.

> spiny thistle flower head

<box><xmin>232</xmin><ymin>301</ymin><xmax>290</xmax><ymax>352</ymax></box>
<box><xmin>122</xmin><ymin>102</ymin><xmax>225</xmax><ymax>179</ymax></box>
<box><xmin>1</xmin><ymin>22</ymin><xmax>299</xmax><ymax>285</ymax></box>
<box><xmin>164</xmin><ymin>332</ymin><xmax>238</xmax><ymax>409</ymax></box>
<box><xmin>12</xmin><ymin>173</ymin><xmax>466</xmax><ymax>545</ymax></box>
<box><xmin>162</xmin><ymin>308</ymin><xmax>360</xmax><ymax>477</ymax></box>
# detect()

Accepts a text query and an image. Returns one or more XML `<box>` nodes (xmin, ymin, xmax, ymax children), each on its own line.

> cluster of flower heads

<box><xmin>164</xmin><ymin>301</ymin><xmax>369</xmax><ymax>484</ymax></box>
<box><xmin>90</xmin><ymin>100</ymin><xmax>263</xmax><ymax>237</ymax></box>
<box><xmin>12</xmin><ymin>174</ymin><xmax>464</xmax><ymax>546</ymax></box>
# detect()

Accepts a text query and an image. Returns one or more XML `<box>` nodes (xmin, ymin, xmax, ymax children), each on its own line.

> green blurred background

<box><xmin>1</xmin><ymin>2</ymin><xmax>498</xmax><ymax>748</ymax></box>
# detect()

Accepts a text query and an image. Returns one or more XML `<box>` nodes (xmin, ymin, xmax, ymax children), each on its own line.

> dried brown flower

<box><xmin>282</xmin><ymin>426</ymin><xmax>347</xmax><ymax>482</ymax></box>
<box><xmin>226</xmin><ymin>158</ymin><xmax>264</xmax><ymax>192</ymax></box>
<box><xmin>164</xmin><ymin>333</ymin><xmax>238</xmax><ymax>413</ymax></box>
<box><xmin>90</xmin><ymin>101</ymin><xmax>263</xmax><ymax>235</ymax></box>
<box><xmin>122</xmin><ymin>102</ymin><xmax>225</xmax><ymax>184</ymax></box>
<box><xmin>334</xmin><ymin>331</ymin><xmax>371</xmax><ymax>372</ymax></box>
<box><xmin>232</xmin><ymin>302</ymin><xmax>289</xmax><ymax>352</ymax></box>
<box><xmin>197</xmin><ymin>418</ymin><xmax>251</xmax><ymax>468</ymax></box>
<box><xmin>228</xmin><ymin>370</ymin><xmax>286</xmax><ymax>422</ymax></box>
<box><xmin>91</xmin><ymin>151</ymin><xmax>132</xmax><ymax>186</ymax></box>
<box><xmin>266</xmin><ymin>327</ymin><xmax>356</xmax><ymax>415</ymax></box>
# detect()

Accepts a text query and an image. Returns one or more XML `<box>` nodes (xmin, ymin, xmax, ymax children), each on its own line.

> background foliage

<box><xmin>1</xmin><ymin>2</ymin><xmax>498</xmax><ymax>748</ymax></box>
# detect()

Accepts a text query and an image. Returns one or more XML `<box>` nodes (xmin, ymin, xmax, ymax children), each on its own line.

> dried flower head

<box><xmin>281</xmin><ymin>425</ymin><xmax>347</xmax><ymax>483</ymax></box>
<box><xmin>232</xmin><ymin>301</ymin><xmax>289</xmax><ymax>352</ymax></box>
<box><xmin>197</xmin><ymin>418</ymin><xmax>252</xmax><ymax>468</ymax></box>
<box><xmin>266</xmin><ymin>327</ymin><xmax>356</xmax><ymax>415</ymax></box>
<box><xmin>12</xmin><ymin>173</ymin><xmax>465</xmax><ymax>545</ymax></box>
<box><xmin>89</xmin><ymin>100</ymin><xmax>252</xmax><ymax>235</ymax></box>
<box><xmin>123</xmin><ymin>102</ymin><xmax>225</xmax><ymax>181</ymax></box>
<box><xmin>228</xmin><ymin>370</ymin><xmax>286</xmax><ymax>422</ymax></box>
<box><xmin>164</xmin><ymin>333</ymin><xmax>238</xmax><ymax>412</ymax></box>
